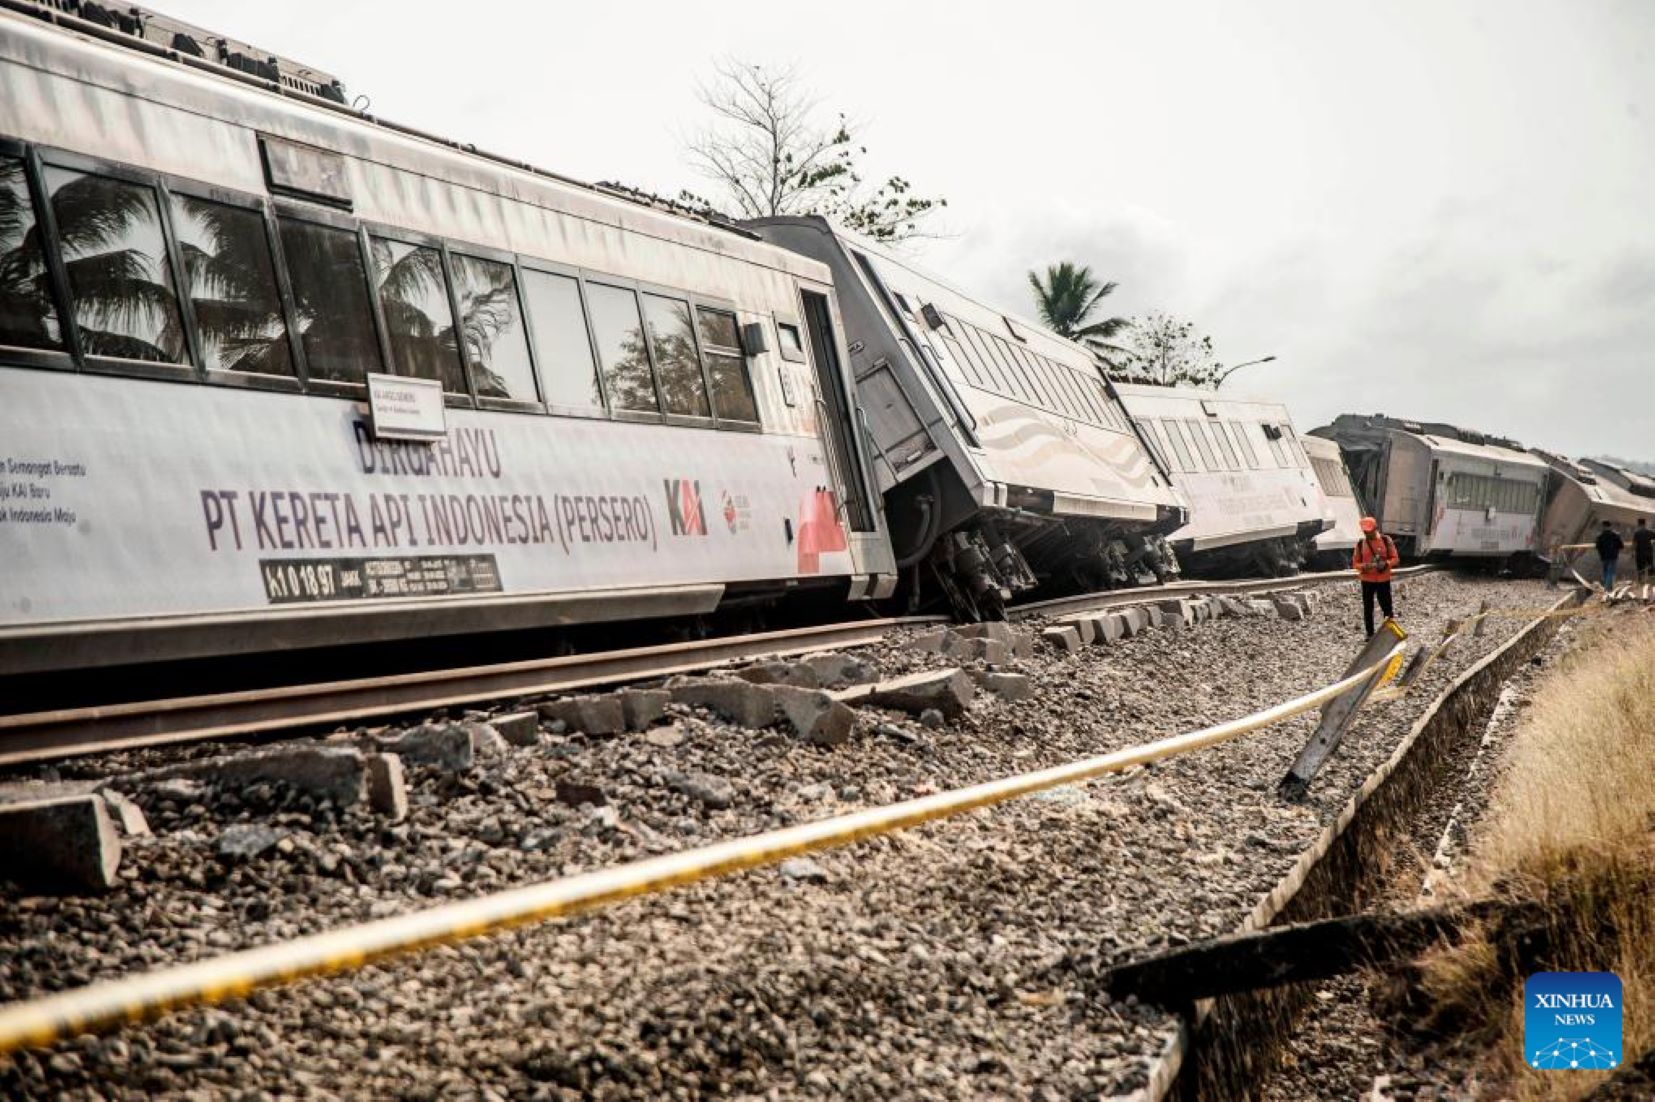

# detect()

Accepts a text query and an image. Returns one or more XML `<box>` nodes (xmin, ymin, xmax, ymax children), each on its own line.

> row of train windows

<box><xmin>1445</xmin><ymin>473</ymin><xmax>1541</xmax><ymax>515</ymax></box>
<box><xmin>1310</xmin><ymin>456</ymin><xmax>1355</xmax><ymax>498</ymax></box>
<box><xmin>0</xmin><ymin>153</ymin><xmax>762</xmax><ymax>425</ymax></box>
<box><xmin>1143</xmin><ymin>416</ymin><xmax>1306</xmax><ymax>475</ymax></box>
<box><xmin>912</xmin><ymin>307</ymin><xmax>1123</xmax><ymax>431</ymax></box>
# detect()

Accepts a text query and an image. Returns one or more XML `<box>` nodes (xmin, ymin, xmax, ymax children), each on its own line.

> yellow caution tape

<box><xmin>0</xmin><ymin>642</ymin><xmax>1404</xmax><ymax>1056</ymax></box>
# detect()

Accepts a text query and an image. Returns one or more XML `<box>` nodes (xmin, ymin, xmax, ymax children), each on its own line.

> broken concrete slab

<box><xmin>96</xmin><ymin>788</ymin><xmax>150</xmax><ymax>837</ymax></box>
<box><xmin>217</xmin><ymin>823</ymin><xmax>284</xmax><ymax>862</ymax></box>
<box><xmin>365</xmin><ymin>753</ymin><xmax>408</xmax><ymax>821</ymax></box>
<box><xmin>491</xmin><ymin>712</ymin><xmax>540</xmax><ymax>747</ymax></box>
<box><xmin>1041</xmin><ymin>626</ymin><xmax>1084</xmax><ymax>653</ymax></box>
<box><xmin>772</xmin><ymin>685</ymin><xmax>857</xmax><ymax>747</ymax></box>
<box><xmin>835</xmin><ymin>668</ymin><xmax>976</xmax><ymax>719</ymax></box>
<box><xmin>1247</xmin><ymin>598</ymin><xmax>1276</xmax><ymax>616</ymax></box>
<box><xmin>799</xmin><ymin>651</ymin><xmax>878</xmax><ymax>689</ymax></box>
<box><xmin>1062</xmin><ymin>618</ymin><xmax>1097</xmax><ymax>645</ymax></box>
<box><xmin>619</xmin><ymin>688</ymin><xmax>670</xmax><ymax>731</ymax></box>
<box><xmin>1272</xmin><ymin>595</ymin><xmax>1307</xmax><ymax>622</ymax></box>
<box><xmin>536</xmin><ymin>695</ymin><xmax>626</xmax><ymax>737</ymax></box>
<box><xmin>667</xmin><ymin>678</ymin><xmax>777</xmax><ymax>728</ymax></box>
<box><xmin>144</xmin><ymin>745</ymin><xmax>370</xmax><ymax>805</ymax></box>
<box><xmin>953</xmin><ymin>621</ymin><xmax>1018</xmax><ymax>645</ymax></box>
<box><xmin>382</xmin><ymin>725</ymin><xmax>475</xmax><ymax>773</ymax></box>
<box><xmin>734</xmin><ymin>661</ymin><xmax>821</xmax><ymax>689</ymax></box>
<box><xmin>0</xmin><ymin>794</ymin><xmax>122</xmax><ymax>892</ymax></box>
<box><xmin>968</xmin><ymin>670</ymin><xmax>1035</xmax><ymax>701</ymax></box>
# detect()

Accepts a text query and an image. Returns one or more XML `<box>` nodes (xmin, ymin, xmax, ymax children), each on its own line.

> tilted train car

<box><xmin>747</xmin><ymin>217</ymin><xmax>1188</xmax><ymax>618</ymax></box>
<box><xmin>1112</xmin><ymin>384</ymin><xmax>1328</xmax><ymax>576</ymax></box>
<box><xmin>1302</xmin><ymin>434</ymin><xmax>1366</xmax><ymax>568</ymax></box>
<box><xmin>1534</xmin><ymin>453</ymin><xmax>1650</xmax><ymax>577</ymax></box>
<box><xmin>1314</xmin><ymin>414</ymin><xmax>1549</xmax><ymax>563</ymax></box>
<box><xmin>0</xmin><ymin>2</ymin><xmax>899</xmax><ymax>674</ymax></box>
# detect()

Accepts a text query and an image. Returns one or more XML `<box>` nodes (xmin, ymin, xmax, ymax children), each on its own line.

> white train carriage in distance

<box><xmin>0</xmin><ymin>2</ymin><xmax>898</xmax><ymax>674</ymax></box>
<box><xmin>1113</xmin><ymin>384</ymin><xmax>1329</xmax><ymax>576</ymax></box>
<box><xmin>1534</xmin><ymin>453</ymin><xmax>1651</xmax><ymax>574</ymax></box>
<box><xmin>1302</xmin><ymin>434</ymin><xmax>1366</xmax><ymax>568</ymax></box>
<box><xmin>1315</xmin><ymin>415</ymin><xmax>1550</xmax><ymax>562</ymax></box>
<box><xmin>748</xmin><ymin>217</ymin><xmax>1187</xmax><ymax>618</ymax></box>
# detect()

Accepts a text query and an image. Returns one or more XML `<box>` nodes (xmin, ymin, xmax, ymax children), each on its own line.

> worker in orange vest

<box><xmin>1353</xmin><ymin>516</ymin><xmax>1401</xmax><ymax>636</ymax></box>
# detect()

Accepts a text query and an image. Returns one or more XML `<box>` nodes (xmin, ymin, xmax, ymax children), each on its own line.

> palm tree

<box><xmin>1027</xmin><ymin>262</ymin><xmax>1128</xmax><ymax>357</ymax></box>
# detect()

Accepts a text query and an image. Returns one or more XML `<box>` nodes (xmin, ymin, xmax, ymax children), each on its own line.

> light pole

<box><xmin>1216</xmin><ymin>354</ymin><xmax>1275</xmax><ymax>388</ymax></box>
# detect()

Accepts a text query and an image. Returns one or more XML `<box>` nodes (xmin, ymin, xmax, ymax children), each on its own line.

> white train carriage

<box><xmin>0</xmin><ymin>2</ymin><xmax>897</xmax><ymax>674</ymax></box>
<box><xmin>1315</xmin><ymin>415</ymin><xmax>1549</xmax><ymax>561</ymax></box>
<box><xmin>1302</xmin><ymin>434</ymin><xmax>1366</xmax><ymax>567</ymax></box>
<box><xmin>748</xmin><ymin>217</ymin><xmax>1187</xmax><ymax>617</ymax></box>
<box><xmin>1112</xmin><ymin>384</ymin><xmax>1329</xmax><ymax>576</ymax></box>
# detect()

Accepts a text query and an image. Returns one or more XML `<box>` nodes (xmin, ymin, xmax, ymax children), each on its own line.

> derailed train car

<box><xmin>1314</xmin><ymin>414</ymin><xmax>1550</xmax><ymax>564</ymax></box>
<box><xmin>748</xmin><ymin>218</ymin><xmax>1188</xmax><ymax>617</ymax></box>
<box><xmin>1534</xmin><ymin>453</ymin><xmax>1650</xmax><ymax>576</ymax></box>
<box><xmin>0</xmin><ymin>2</ymin><xmax>900</xmax><ymax>673</ymax></box>
<box><xmin>1302</xmin><ymin>434</ymin><xmax>1366</xmax><ymax>568</ymax></box>
<box><xmin>1113</xmin><ymin>384</ymin><xmax>1329</xmax><ymax>576</ymax></box>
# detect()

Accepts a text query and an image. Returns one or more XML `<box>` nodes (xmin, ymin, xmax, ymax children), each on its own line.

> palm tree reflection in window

<box><xmin>44</xmin><ymin>166</ymin><xmax>187</xmax><ymax>363</ymax></box>
<box><xmin>642</xmin><ymin>294</ymin><xmax>710</xmax><ymax>417</ymax></box>
<box><xmin>450</xmin><ymin>254</ymin><xmax>535</xmax><ymax>401</ymax></box>
<box><xmin>371</xmin><ymin>237</ymin><xmax>466</xmax><ymax>394</ymax></box>
<box><xmin>170</xmin><ymin>195</ymin><xmax>293</xmax><ymax>375</ymax></box>
<box><xmin>0</xmin><ymin>156</ymin><xmax>63</xmax><ymax>350</ymax></box>
<box><xmin>275</xmin><ymin>218</ymin><xmax>382</xmax><ymax>385</ymax></box>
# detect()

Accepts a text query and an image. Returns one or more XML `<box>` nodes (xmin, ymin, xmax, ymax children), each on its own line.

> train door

<box><xmin>799</xmin><ymin>288</ymin><xmax>876</xmax><ymax>533</ymax></box>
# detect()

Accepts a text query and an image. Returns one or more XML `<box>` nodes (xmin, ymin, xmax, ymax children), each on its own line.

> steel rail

<box><xmin>0</xmin><ymin>617</ymin><xmax>940</xmax><ymax>767</ymax></box>
<box><xmin>0</xmin><ymin>642</ymin><xmax>1405</xmax><ymax>1055</ymax></box>
<box><xmin>1007</xmin><ymin>564</ymin><xmax>1440</xmax><ymax>621</ymax></box>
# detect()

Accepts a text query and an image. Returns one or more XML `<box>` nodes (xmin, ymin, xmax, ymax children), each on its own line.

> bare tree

<box><xmin>681</xmin><ymin>60</ymin><xmax>945</xmax><ymax>243</ymax></box>
<box><xmin>1111</xmin><ymin>311</ymin><xmax>1226</xmax><ymax>388</ymax></box>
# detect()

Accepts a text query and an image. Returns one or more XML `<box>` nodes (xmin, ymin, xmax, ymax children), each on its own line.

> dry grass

<box><xmin>1420</xmin><ymin>610</ymin><xmax>1655</xmax><ymax>1098</ymax></box>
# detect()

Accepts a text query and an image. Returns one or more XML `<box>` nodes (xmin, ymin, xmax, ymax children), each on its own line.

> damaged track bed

<box><xmin>1</xmin><ymin>572</ymin><xmax>1552</xmax><ymax>1099</ymax></box>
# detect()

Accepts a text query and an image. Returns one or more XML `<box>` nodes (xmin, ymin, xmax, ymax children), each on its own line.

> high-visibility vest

<box><xmin>1353</xmin><ymin>534</ymin><xmax>1398</xmax><ymax>582</ymax></box>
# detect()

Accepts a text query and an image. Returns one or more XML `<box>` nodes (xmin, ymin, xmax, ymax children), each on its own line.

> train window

<box><xmin>1160</xmin><ymin>419</ymin><xmax>1193</xmax><ymax>471</ymax></box>
<box><xmin>276</xmin><ymin>217</ymin><xmax>381</xmax><ymax>383</ymax></box>
<box><xmin>169</xmin><ymin>195</ymin><xmax>293</xmax><ymax>376</ymax></box>
<box><xmin>641</xmin><ymin>294</ymin><xmax>710</xmax><ymax>418</ymax></box>
<box><xmin>521</xmin><ymin>269</ymin><xmax>602</xmax><ymax>413</ymax></box>
<box><xmin>1207</xmin><ymin>421</ymin><xmax>1239</xmax><ymax>469</ymax></box>
<box><xmin>0</xmin><ymin>156</ymin><xmax>63</xmax><ymax>351</ymax></box>
<box><xmin>449</xmin><ymin>254</ymin><xmax>535</xmax><ymax>402</ymax></box>
<box><xmin>45</xmin><ymin>167</ymin><xmax>187</xmax><ymax>363</ymax></box>
<box><xmin>940</xmin><ymin>334</ymin><xmax>982</xmax><ymax>386</ymax></box>
<box><xmin>775</xmin><ymin>320</ymin><xmax>806</xmax><ymax>363</ymax></box>
<box><xmin>586</xmin><ymin>282</ymin><xmax>659</xmax><ymax>413</ymax></box>
<box><xmin>695</xmin><ymin>306</ymin><xmax>758</xmax><ymax>424</ymax></box>
<box><xmin>1226</xmin><ymin>421</ymin><xmax>1260</xmax><ymax>468</ymax></box>
<box><xmin>1183</xmin><ymin>419</ymin><xmax>1218</xmax><ymax>469</ymax></box>
<box><xmin>370</xmin><ymin>237</ymin><xmax>465</xmax><ymax>394</ymax></box>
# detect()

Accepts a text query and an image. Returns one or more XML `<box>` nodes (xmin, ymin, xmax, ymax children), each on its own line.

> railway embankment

<box><xmin>0</xmin><ymin>573</ymin><xmax>1558</xmax><ymax>1099</ymax></box>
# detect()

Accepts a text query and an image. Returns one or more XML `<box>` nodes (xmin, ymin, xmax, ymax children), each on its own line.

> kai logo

<box><xmin>664</xmin><ymin>478</ymin><xmax>706</xmax><ymax>537</ymax></box>
<box><xmin>1524</xmin><ymin>972</ymin><xmax>1621</xmax><ymax>1070</ymax></box>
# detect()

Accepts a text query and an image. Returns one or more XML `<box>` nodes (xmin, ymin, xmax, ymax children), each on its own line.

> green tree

<box><xmin>681</xmin><ymin>60</ymin><xmax>946</xmax><ymax>243</ymax></box>
<box><xmin>1026</xmin><ymin>262</ymin><xmax>1127</xmax><ymax>355</ymax></box>
<box><xmin>1114</xmin><ymin>311</ymin><xmax>1225</xmax><ymax>388</ymax></box>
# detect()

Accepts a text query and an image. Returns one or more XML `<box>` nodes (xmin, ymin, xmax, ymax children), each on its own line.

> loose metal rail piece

<box><xmin>0</xmin><ymin>643</ymin><xmax>1403</xmax><ymax>1055</ymax></box>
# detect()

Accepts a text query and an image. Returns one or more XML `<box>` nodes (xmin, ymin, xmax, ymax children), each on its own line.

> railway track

<box><xmin>0</xmin><ymin>567</ymin><xmax>1430</xmax><ymax>768</ymax></box>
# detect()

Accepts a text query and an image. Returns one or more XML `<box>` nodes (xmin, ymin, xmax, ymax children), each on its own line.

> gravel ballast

<box><xmin>0</xmin><ymin>573</ymin><xmax>1561</xmax><ymax>1100</ymax></box>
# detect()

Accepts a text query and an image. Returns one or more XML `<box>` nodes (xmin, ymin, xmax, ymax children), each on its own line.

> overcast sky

<box><xmin>165</xmin><ymin>0</ymin><xmax>1654</xmax><ymax>459</ymax></box>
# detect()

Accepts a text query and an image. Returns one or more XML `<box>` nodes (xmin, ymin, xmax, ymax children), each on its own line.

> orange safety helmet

<box><xmin>1360</xmin><ymin>516</ymin><xmax>1378</xmax><ymax>533</ymax></box>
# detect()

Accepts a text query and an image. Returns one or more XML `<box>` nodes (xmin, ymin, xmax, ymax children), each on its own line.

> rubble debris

<box><xmin>0</xmin><ymin>794</ymin><xmax>122</xmax><ymax>892</ymax></box>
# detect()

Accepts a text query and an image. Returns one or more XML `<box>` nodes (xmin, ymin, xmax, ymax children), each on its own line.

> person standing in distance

<box><xmin>1353</xmin><ymin>516</ymin><xmax>1401</xmax><ymax>637</ymax></box>
<box><xmin>1634</xmin><ymin>518</ymin><xmax>1653</xmax><ymax>583</ymax></box>
<box><xmin>1595</xmin><ymin>520</ymin><xmax>1624</xmax><ymax>593</ymax></box>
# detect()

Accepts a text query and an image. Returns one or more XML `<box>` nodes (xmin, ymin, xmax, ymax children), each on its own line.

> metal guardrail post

<box><xmin>1278</xmin><ymin>619</ymin><xmax>1407</xmax><ymax>800</ymax></box>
